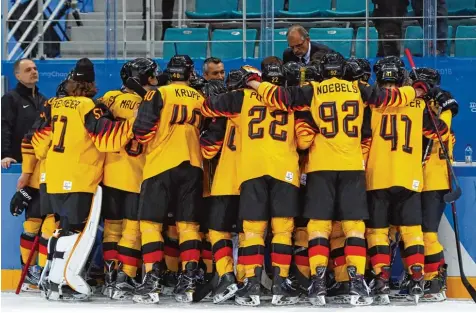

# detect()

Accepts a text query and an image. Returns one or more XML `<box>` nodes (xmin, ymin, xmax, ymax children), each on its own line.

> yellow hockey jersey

<box><xmin>200</xmin><ymin>117</ymin><xmax>240</xmax><ymax>196</ymax></box>
<box><xmin>133</xmin><ymin>84</ymin><xmax>204</xmax><ymax>180</ymax></box>
<box><xmin>257</xmin><ymin>79</ymin><xmax>417</xmax><ymax>172</ymax></box>
<box><xmin>32</xmin><ymin>96</ymin><xmax>133</xmax><ymax>193</ymax></box>
<box><xmin>366</xmin><ymin>97</ymin><xmax>449</xmax><ymax>192</ymax></box>
<box><xmin>99</xmin><ymin>90</ymin><xmax>145</xmax><ymax>193</ymax></box>
<box><xmin>203</xmin><ymin>88</ymin><xmax>300</xmax><ymax>188</ymax></box>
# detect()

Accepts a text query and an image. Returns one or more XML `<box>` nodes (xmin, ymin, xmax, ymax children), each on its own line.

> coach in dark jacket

<box><xmin>283</xmin><ymin>25</ymin><xmax>334</xmax><ymax>64</ymax></box>
<box><xmin>1</xmin><ymin>58</ymin><xmax>46</xmax><ymax>168</ymax></box>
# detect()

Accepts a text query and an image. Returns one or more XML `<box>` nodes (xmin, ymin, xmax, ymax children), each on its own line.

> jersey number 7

<box><xmin>52</xmin><ymin>115</ymin><xmax>68</xmax><ymax>153</ymax></box>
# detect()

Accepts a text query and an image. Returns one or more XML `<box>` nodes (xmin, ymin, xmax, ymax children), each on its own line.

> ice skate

<box><xmin>421</xmin><ymin>278</ymin><xmax>446</xmax><ymax>302</ymax></box>
<box><xmin>406</xmin><ymin>265</ymin><xmax>425</xmax><ymax>304</ymax></box>
<box><xmin>370</xmin><ymin>266</ymin><xmax>391</xmax><ymax>305</ymax></box>
<box><xmin>348</xmin><ymin>266</ymin><xmax>373</xmax><ymax>306</ymax></box>
<box><xmin>174</xmin><ymin>262</ymin><xmax>198</xmax><ymax>303</ymax></box>
<box><xmin>235</xmin><ymin>267</ymin><xmax>262</xmax><ymax>306</ymax></box>
<box><xmin>160</xmin><ymin>270</ymin><xmax>178</xmax><ymax>296</ymax></box>
<box><xmin>212</xmin><ymin>272</ymin><xmax>238</xmax><ymax>303</ymax></box>
<box><xmin>271</xmin><ymin>267</ymin><xmax>300</xmax><ymax>306</ymax></box>
<box><xmin>102</xmin><ymin>260</ymin><xmax>116</xmax><ymax>298</ymax></box>
<box><xmin>308</xmin><ymin>266</ymin><xmax>327</xmax><ymax>306</ymax></box>
<box><xmin>326</xmin><ymin>280</ymin><xmax>350</xmax><ymax>305</ymax></box>
<box><xmin>21</xmin><ymin>265</ymin><xmax>41</xmax><ymax>293</ymax></box>
<box><xmin>112</xmin><ymin>267</ymin><xmax>140</xmax><ymax>300</ymax></box>
<box><xmin>132</xmin><ymin>262</ymin><xmax>161</xmax><ymax>304</ymax></box>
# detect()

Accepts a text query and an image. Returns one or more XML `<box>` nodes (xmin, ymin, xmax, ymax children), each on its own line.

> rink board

<box><xmin>2</xmin><ymin>163</ymin><xmax>476</xmax><ymax>299</ymax></box>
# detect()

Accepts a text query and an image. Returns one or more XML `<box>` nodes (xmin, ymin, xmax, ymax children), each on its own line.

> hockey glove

<box><xmin>10</xmin><ymin>187</ymin><xmax>34</xmax><ymax>216</ymax></box>
<box><xmin>432</xmin><ymin>88</ymin><xmax>459</xmax><ymax>117</ymax></box>
<box><xmin>412</xmin><ymin>80</ymin><xmax>431</xmax><ymax>95</ymax></box>
<box><xmin>241</xmin><ymin>65</ymin><xmax>262</xmax><ymax>85</ymax></box>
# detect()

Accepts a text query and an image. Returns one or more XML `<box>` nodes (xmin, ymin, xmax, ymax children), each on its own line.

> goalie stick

<box><xmin>405</xmin><ymin>48</ymin><xmax>475</xmax><ymax>302</ymax></box>
<box><xmin>405</xmin><ymin>48</ymin><xmax>461</xmax><ymax>204</ymax></box>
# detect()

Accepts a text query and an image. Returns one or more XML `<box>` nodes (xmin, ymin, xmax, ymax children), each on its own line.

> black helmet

<box><xmin>262</xmin><ymin>63</ymin><xmax>285</xmax><ymax>86</ymax></box>
<box><xmin>376</xmin><ymin>63</ymin><xmax>405</xmax><ymax>86</ymax></box>
<box><xmin>283</xmin><ymin>61</ymin><xmax>302</xmax><ymax>87</ymax></box>
<box><xmin>121</xmin><ymin>58</ymin><xmax>161</xmax><ymax>86</ymax></box>
<box><xmin>189</xmin><ymin>75</ymin><xmax>207</xmax><ymax>91</ymax></box>
<box><xmin>56</xmin><ymin>71</ymin><xmax>73</xmax><ymax>97</ymax></box>
<box><xmin>409</xmin><ymin>67</ymin><xmax>441</xmax><ymax>88</ymax></box>
<box><xmin>320</xmin><ymin>53</ymin><xmax>345</xmax><ymax>79</ymax></box>
<box><xmin>305</xmin><ymin>63</ymin><xmax>322</xmax><ymax>82</ymax></box>
<box><xmin>167</xmin><ymin>55</ymin><xmax>194</xmax><ymax>81</ymax></box>
<box><xmin>356</xmin><ymin>58</ymin><xmax>371</xmax><ymax>82</ymax></box>
<box><xmin>373</xmin><ymin>56</ymin><xmax>405</xmax><ymax>74</ymax></box>
<box><xmin>343</xmin><ymin>58</ymin><xmax>364</xmax><ymax>81</ymax></box>
<box><xmin>202</xmin><ymin>79</ymin><xmax>227</xmax><ymax>97</ymax></box>
<box><xmin>225</xmin><ymin>69</ymin><xmax>245</xmax><ymax>91</ymax></box>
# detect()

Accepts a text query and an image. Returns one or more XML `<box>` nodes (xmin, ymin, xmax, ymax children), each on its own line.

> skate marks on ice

<box><xmin>1</xmin><ymin>292</ymin><xmax>475</xmax><ymax>313</ymax></box>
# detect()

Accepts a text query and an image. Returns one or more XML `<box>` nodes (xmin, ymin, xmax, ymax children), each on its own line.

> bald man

<box><xmin>283</xmin><ymin>25</ymin><xmax>334</xmax><ymax>64</ymax></box>
<box><xmin>1</xmin><ymin>58</ymin><xmax>46</xmax><ymax>168</ymax></box>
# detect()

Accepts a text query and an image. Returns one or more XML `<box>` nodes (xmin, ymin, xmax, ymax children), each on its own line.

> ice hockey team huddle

<box><xmin>11</xmin><ymin>51</ymin><xmax>459</xmax><ymax>307</ymax></box>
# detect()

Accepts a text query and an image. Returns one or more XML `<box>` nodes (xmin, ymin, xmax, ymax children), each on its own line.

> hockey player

<box><xmin>197</xmin><ymin>80</ymin><xmax>241</xmax><ymax>304</ymax></box>
<box><xmin>410</xmin><ymin>68</ymin><xmax>458</xmax><ymax>302</ymax></box>
<box><xmin>131</xmin><ymin>55</ymin><xmax>205</xmax><ymax>304</ymax></box>
<box><xmin>31</xmin><ymin>58</ymin><xmax>134</xmax><ymax>301</ymax></box>
<box><xmin>365</xmin><ymin>61</ymin><xmax>451</xmax><ymax>305</ymax></box>
<box><xmin>15</xmin><ymin>74</ymin><xmax>73</xmax><ymax>291</ymax></box>
<box><xmin>99</xmin><ymin>58</ymin><xmax>162</xmax><ymax>300</ymax></box>
<box><xmin>202</xmin><ymin>59</ymin><xmax>301</xmax><ymax>306</ymax></box>
<box><xmin>246</xmin><ymin>52</ymin><xmax>428</xmax><ymax>306</ymax></box>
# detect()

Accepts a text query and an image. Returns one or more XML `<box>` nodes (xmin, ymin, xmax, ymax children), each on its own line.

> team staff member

<box><xmin>2</xmin><ymin>58</ymin><xmax>46</xmax><ymax>167</ymax></box>
<box><xmin>283</xmin><ymin>25</ymin><xmax>334</xmax><ymax>64</ymax></box>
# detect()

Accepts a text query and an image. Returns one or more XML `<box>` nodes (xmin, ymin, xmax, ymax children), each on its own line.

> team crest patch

<box><xmin>285</xmin><ymin>171</ymin><xmax>294</xmax><ymax>182</ymax></box>
<box><xmin>63</xmin><ymin>181</ymin><xmax>72</xmax><ymax>191</ymax></box>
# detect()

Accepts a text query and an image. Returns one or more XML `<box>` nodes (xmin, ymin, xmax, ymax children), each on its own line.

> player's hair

<box><xmin>65</xmin><ymin>80</ymin><xmax>97</xmax><ymax>98</ymax></box>
<box><xmin>287</xmin><ymin>24</ymin><xmax>310</xmax><ymax>40</ymax></box>
<box><xmin>202</xmin><ymin>57</ymin><xmax>223</xmax><ymax>74</ymax></box>
<box><xmin>13</xmin><ymin>58</ymin><xmax>34</xmax><ymax>73</ymax></box>
<box><xmin>261</xmin><ymin>56</ymin><xmax>283</xmax><ymax>71</ymax></box>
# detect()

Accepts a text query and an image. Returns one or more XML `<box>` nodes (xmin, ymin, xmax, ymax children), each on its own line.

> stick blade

<box><xmin>461</xmin><ymin>276</ymin><xmax>476</xmax><ymax>303</ymax></box>
<box><xmin>444</xmin><ymin>187</ymin><xmax>462</xmax><ymax>204</ymax></box>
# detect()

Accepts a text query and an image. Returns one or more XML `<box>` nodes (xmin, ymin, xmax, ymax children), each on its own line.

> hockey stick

<box><xmin>450</xmin><ymin>199</ymin><xmax>476</xmax><ymax>302</ymax></box>
<box><xmin>16</xmin><ymin>217</ymin><xmax>45</xmax><ymax>294</ymax></box>
<box><xmin>405</xmin><ymin>48</ymin><xmax>462</xmax><ymax>203</ymax></box>
<box><xmin>406</xmin><ymin>48</ymin><xmax>475</xmax><ymax>302</ymax></box>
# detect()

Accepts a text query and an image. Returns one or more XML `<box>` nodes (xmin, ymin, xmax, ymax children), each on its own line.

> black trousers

<box><xmin>142</xmin><ymin>0</ymin><xmax>175</xmax><ymax>40</ymax></box>
<box><xmin>373</xmin><ymin>0</ymin><xmax>409</xmax><ymax>57</ymax></box>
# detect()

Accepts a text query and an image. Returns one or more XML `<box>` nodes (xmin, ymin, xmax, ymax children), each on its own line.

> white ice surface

<box><xmin>1</xmin><ymin>292</ymin><xmax>475</xmax><ymax>313</ymax></box>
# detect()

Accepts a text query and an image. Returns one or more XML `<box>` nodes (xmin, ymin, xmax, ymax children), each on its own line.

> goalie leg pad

<box><xmin>47</xmin><ymin>187</ymin><xmax>102</xmax><ymax>297</ymax></box>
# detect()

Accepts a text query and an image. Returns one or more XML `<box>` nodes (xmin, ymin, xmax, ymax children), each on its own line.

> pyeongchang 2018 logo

<box><xmin>471</xmin><ymin>102</ymin><xmax>476</xmax><ymax>113</ymax></box>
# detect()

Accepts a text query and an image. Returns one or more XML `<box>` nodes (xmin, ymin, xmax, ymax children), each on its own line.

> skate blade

<box><xmin>21</xmin><ymin>283</ymin><xmax>41</xmax><ymax>293</ymax></box>
<box><xmin>373</xmin><ymin>294</ymin><xmax>390</xmax><ymax>305</ymax></box>
<box><xmin>420</xmin><ymin>292</ymin><xmax>446</xmax><ymax>302</ymax></box>
<box><xmin>175</xmin><ymin>291</ymin><xmax>194</xmax><ymax>303</ymax></box>
<box><xmin>350</xmin><ymin>295</ymin><xmax>373</xmax><ymax>306</ymax></box>
<box><xmin>235</xmin><ymin>295</ymin><xmax>260</xmax><ymax>306</ymax></box>
<box><xmin>132</xmin><ymin>292</ymin><xmax>160</xmax><ymax>304</ymax></box>
<box><xmin>102</xmin><ymin>286</ymin><xmax>114</xmax><ymax>298</ymax></box>
<box><xmin>326</xmin><ymin>295</ymin><xmax>350</xmax><ymax>305</ymax></box>
<box><xmin>112</xmin><ymin>290</ymin><xmax>134</xmax><ymax>300</ymax></box>
<box><xmin>213</xmin><ymin>283</ymin><xmax>238</xmax><ymax>304</ymax></box>
<box><xmin>271</xmin><ymin>294</ymin><xmax>299</xmax><ymax>306</ymax></box>
<box><xmin>309</xmin><ymin>295</ymin><xmax>326</xmax><ymax>306</ymax></box>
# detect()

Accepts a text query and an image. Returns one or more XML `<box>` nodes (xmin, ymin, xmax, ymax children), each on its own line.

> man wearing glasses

<box><xmin>283</xmin><ymin>25</ymin><xmax>334</xmax><ymax>64</ymax></box>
